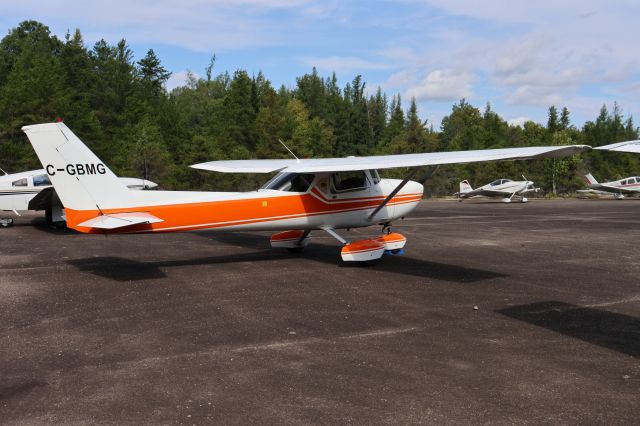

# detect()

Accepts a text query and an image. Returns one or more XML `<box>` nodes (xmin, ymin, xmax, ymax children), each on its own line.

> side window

<box><xmin>620</xmin><ymin>180</ymin><xmax>627</xmax><ymax>185</ymax></box>
<box><xmin>33</xmin><ymin>174</ymin><xmax>51</xmax><ymax>187</ymax></box>
<box><xmin>628</xmin><ymin>178</ymin><xmax>636</xmax><ymax>184</ymax></box>
<box><xmin>331</xmin><ymin>171</ymin><xmax>368</xmax><ymax>192</ymax></box>
<box><xmin>12</xmin><ymin>178</ymin><xmax>27</xmax><ymax>187</ymax></box>
<box><xmin>289</xmin><ymin>174</ymin><xmax>315</xmax><ymax>192</ymax></box>
<box><xmin>260</xmin><ymin>172</ymin><xmax>315</xmax><ymax>192</ymax></box>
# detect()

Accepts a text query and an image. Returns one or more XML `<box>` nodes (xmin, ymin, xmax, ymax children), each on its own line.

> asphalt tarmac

<box><xmin>1</xmin><ymin>199</ymin><xmax>639</xmax><ymax>425</ymax></box>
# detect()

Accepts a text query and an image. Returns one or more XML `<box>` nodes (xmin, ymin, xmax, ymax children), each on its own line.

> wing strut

<box><xmin>368</xmin><ymin>166</ymin><xmax>438</xmax><ymax>221</ymax></box>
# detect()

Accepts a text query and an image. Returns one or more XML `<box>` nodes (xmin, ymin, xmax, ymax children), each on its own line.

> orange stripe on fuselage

<box><xmin>65</xmin><ymin>191</ymin><xmax>423</xmax><ymax>234</ymax></box>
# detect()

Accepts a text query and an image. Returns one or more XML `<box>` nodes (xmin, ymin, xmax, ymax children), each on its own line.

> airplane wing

<box><xmin>590</xmin><ymin>184</ymin><xmax>640</xmax><ymax>195</ymax></box>
<box><xmin>191</xmin><ymin>145</ymin><xmax>591</xmax><ymax>173</ymax></box>
<box><xmin>595</xmin><ymin>140</ymin><xmax>640</xmax><ymax>154</ymax></box>
<box><xmin>77</xmin><ymin>212</ymin><xmax>163</xmax><ymax>230</ymax></box>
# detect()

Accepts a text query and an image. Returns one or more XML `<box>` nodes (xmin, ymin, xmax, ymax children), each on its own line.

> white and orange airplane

<box><xmin>22</xmin><ymin>122</ymin><xmax>589</xmax><ymax>263</ymax></box>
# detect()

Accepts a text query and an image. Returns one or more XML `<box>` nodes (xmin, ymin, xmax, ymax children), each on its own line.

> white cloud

<box><xmin>507</xmin><ymin>117</ymin><xmax>534</xmax><ymax>127</ymax></box>
<box><xmin>378</xmin><ymin>0</ymin><xmax>640</xmax><ymax>123</ymax></box>
<box><xmin>3</xmin><ymin>0</ymin><xmax>318</xmax><ymax>51</ymax></box>
<box><xmin>506</xmin><ymin>85</ymin><xmax>562</xmax><ymax>107</ymax></box>
<box><xmin>165</xmin><ymin>70</ymin><xmax>200</xmax><ymax>91</ymax></box>
<box><xmin>405</xmin><ymin>69</ymin><xmax>473</xmax><ymax>102</ymax></box>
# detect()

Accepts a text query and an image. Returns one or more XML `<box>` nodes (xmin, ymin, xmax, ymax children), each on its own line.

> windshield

<box><xmin>33</xmin><ymin>174</ymin><xmax>51</xmax><ymax>186</ymax></box>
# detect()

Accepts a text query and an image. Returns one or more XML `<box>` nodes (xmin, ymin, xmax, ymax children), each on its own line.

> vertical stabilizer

<box><xmin>459</xmin><ymin>180</ymin><xmax>473</xmax><ymax>194</ymax></box>
<box><xmin>583</xmin><ymin>173</ymin><xmax>599</xmax><ymax>186</ymax></box>
<box><xmin>22</xmin><ymin>123</ymin><xmax>130</xmax><ymax>211</ymax></box>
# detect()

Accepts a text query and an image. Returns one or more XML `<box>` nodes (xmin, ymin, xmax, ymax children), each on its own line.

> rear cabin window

<box><xmin>33</xmin><ymin>174</ymin><xmax>51</xmax><ymax>186</ymax></box>
<box><xmin>331</xmin><ymin>171</ymin><xmax>368</xmax><ymax>192</ymax></box>
<box><xmin>261</xmin><ymin>173</ymin><xmax>315</xmax><ymax>192</ymax></box>
<box><xmin>12</xmin><ymin>178</ymin><xmax>27</xmax><ymax>187</ymax></box>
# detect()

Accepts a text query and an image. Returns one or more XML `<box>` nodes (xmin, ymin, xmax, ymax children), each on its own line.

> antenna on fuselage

<box><xmin>278</xmin><ymin>139</ymin><xmax>300</xmax><ymax>162</ymax></box>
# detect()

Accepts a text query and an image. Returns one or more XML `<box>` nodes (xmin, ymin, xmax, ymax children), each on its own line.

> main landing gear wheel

<box><xmin>0</xmin><ymin>218</ymin><xmax>14</xmax><ymax>228</ymax></box>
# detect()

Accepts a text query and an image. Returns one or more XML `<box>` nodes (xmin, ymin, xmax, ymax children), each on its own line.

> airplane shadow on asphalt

<box><xmin>497</xmin><ymin>301</ymin><xmax>640</xmax><ymax>359</ymax></box>
<box><xmin>0</xmin><ymin>380</ymin><xmax>48</xmax><ymax>403</ymax></box>
<box><xmin>66</xmin><ymin>231</ymin><xmax>507</xmax><ymax>284</ymax></box>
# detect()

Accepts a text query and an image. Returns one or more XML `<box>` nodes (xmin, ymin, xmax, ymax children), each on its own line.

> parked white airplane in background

<box><xmin>578</xmin><ymin>173</ymin><xmax>640</xmax><ymax>199</ymax></box>
<box><xmin>0</xmin><ymin>167</ymin><xmax>157</xmax><ymax>227</ymax></box>
<box><xmin>456</xmin><ymin>178</ymin><xmax>539</xmax><ymax>203</ymax></box>
<box><xmin>596</xmin><ymin>140</ymin><xmax>640</xmax><ymax>154</ymax></box>
<box><xmin>21</xmin><ymin>122</ymin><xmax>588</xmax><ymax>263</ymax></box>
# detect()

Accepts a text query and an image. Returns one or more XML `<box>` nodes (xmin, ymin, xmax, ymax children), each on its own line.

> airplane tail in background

<box><xmin>583</xmin><ymin>173</ymin><xmax>599</xmax><ymax>185</ymax></box>
<box><xmin>21</xmin><ymin>122</ymin><xmax>130</xmax><ymax>211</ymax></box>
<box><xmin>459</xmin><ymin>180</ymin><xmax>473</xmax><ymax>194</ymax></box>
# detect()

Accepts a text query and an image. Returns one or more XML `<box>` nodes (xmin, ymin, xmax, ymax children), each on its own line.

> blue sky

<box><xmin>2</xmin><ymin>0</ymin><xmax>640</xmax><ymax>128</ymax></box>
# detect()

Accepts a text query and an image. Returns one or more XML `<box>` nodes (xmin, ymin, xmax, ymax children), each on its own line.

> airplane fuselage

<box><xmin>476</xmin><ymin>180</ymin><xmax>533</xmax><ymax>194</ymax></box>
<box><xmin>0</xmin><ymin>169</ymin><xmax>51</xmax><ymax>213</ymax></box>
<box><xmin>64</xmin><ymin>172</ymin><xmax>424</xmax><ymax>234</ymax></box>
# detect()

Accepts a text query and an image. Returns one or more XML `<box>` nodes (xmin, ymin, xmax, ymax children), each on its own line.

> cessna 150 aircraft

<box><xmin>456</xmin><ymin>178</ymin><xmax>538</xmax><ymax>203</ymax></box>
<box><xmin>578</xmin><ymin>173</ymin><xmax>640</xmax><ymax>199</ymax></box>
<box><xmin>22</xmin><ymin>122</ymin><xmax>589</xmax><ymax>263</ymax></box>
<box><xmin>0</xmin><ymin>167</ymin><xmax>157</xmax><ymax>226</ymax></box>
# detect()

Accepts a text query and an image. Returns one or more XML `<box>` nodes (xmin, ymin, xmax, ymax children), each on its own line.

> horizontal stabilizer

<box><xmin>77</xmin><ymin>212</ymin><xmax>163</xmax><ymax>230</ymax></box>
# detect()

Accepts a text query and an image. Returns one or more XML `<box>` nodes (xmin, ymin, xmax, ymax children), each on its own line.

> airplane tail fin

<box><xmin>583</xmin><ymin>173</ymin><xmax>598</xmax><ymax>185</ymax></box>
<box><xmin>459</xmin><ymin>180</ymin><xmax>473</xmax><ymax>194</ymax></box>
<box><xmin>21</xmin><ymin>123</ymin><xmax>130</xmax><ymax>212</ymax></box>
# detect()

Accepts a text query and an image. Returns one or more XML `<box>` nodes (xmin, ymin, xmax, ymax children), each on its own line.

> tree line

<box><xmin>1</xmin><ymin>21</ymin><xmax>638</xmax><ymax>195</ymax></box>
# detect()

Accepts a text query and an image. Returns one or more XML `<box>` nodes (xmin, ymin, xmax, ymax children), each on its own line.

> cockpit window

<box><xmin>489</xmin><ymin>180</ymin><xmax>502</xmax><ymax>186</ymax></box>
<box><xmin>260</xmin><ymin>173</ymin><xmax>315</xmax><ymax>192</ymax></box>
<box><xmin>33</xmin><ymin>174</ymin><xmax>51</xmax><ymax>186</ymax></box>
<box><xmin>12</xmin><ymin>178</ymin><xmax>27</xmax><ymax>187</ymax></box>
<box><xmin>331</xmin><ymin>171</ymin><xmax>368</xmax><ymax>192</ymax></box>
